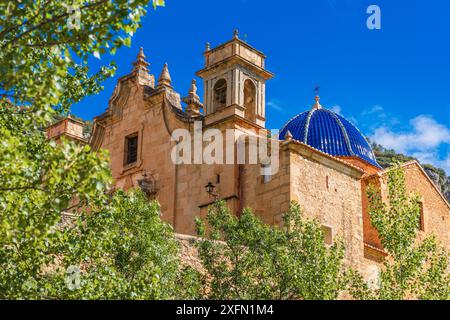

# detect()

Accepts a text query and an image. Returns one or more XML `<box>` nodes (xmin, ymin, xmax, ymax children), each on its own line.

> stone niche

<box><xmin>137</xmin><ymin>173</ymin><xmax>159</xmax><ymax>199</ymax></box>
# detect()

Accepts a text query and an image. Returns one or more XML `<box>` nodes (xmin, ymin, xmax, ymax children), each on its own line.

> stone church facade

<box><xmin>48</xmin><ymin>33</ymin><xmax>450</xmax><ymax>279</ymax></box>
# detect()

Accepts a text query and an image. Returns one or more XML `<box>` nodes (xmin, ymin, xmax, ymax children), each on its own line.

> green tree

<box><xmin>0</xmin><ymin>105</ymin><xmax>112</xmax><ymax>298</ymax></box>
<box><xmin>350</xmin><ymin>164</ymin><xmax>449</xmax><ymax>300</ymax></box>
<box><xmin>0</xmin><ymin>100</ymin><xmax>197</xmax><ymax>300</ymax></box>
<box><xmin>0</xmin><ymin>0</ymin><xmax>197</xmax><ymax>300</ymax></box>
<box><xmin>0</xmin><ymin>0</ymin><xmax>164</xmax><ymax>114</ymax></box>
<box><xmin>195</xmin><ymin>201</ymin><xmax>350</xmax><ymax>300</ymax></box>
<box><xmin>50</xmin><ymin>190</ymin><xmax>198</xmax><ymax>299</ymax></box>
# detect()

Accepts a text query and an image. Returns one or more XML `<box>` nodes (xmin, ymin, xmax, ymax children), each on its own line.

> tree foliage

<box><xmin>351</xmin><ymin>164</ymin><xmax>450</xmax><ymax>300</ymax></box>
<box><xmin>51</xmin><ymin>190</ymin><xmax>197</xmax><ymax>299</ymax></box>
<box><xmin>0</xmin><ymin>103</ymin><xmax>195</xmax><ymax>299</ymax></box>
<box><xmin>0</xmin><ymin>0</ymin><xmax>164</xmax><ymax>114</ymax></box>
<box><xmin>0</xmin><ymin>105</ymin><xmax>111</xmax><ymax>298</ymax></box>
<box><xmin>195</xmin><ymin>201</ymin><xmax>351</xmax><ymax>300</ymax></box>
<box><xmin>0</xmin><ymin>0</ymin><xmax>196</xmax><ymax>300</ymax></box>
<box><xmin>1</xmin><ymin>1</ymin><xmax>448</xmax><ymax>301</ymax></box>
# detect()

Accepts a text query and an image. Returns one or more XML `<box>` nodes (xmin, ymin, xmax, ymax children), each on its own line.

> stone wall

<box><xmin>175</xmin><ymin>233</ymin><xmax>203</xmax><ymax>272</ymax></box>
<box><xmin>92</xmin><ymin>55</ymin><xmax>449</xmax><ymax>285</ymax></box>
<box><xmin>362</xmin><ymin>162</ymin><xmax>450</xmax><ymax>252</ymax></box>
<box><xmin>400</xmin><ymin>163</ymin><xmax>450</xmax><ymax>249</ymax></box>
<box><xmin>359</xmin><ymin>161</ymin><xmax>450</xmax><ymax>281</ymax></box>
<box><xmin>288</xmin><ymin>146</ymin><xmax>366</xmax><ymax>270</ymax></box>
<box><xmin>239</xmin><ymin>144</ymin><xmax>291</xmax><ymax>225</ymax></box>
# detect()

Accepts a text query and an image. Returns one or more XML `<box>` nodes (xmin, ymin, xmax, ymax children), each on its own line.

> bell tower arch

<box><xmin>196</xmin><ymin>30</ymin><xmax>273</xmax><ymax>128</ymax></box>
<box><xmin>243</xmin><ymin>79</ymin><xmax>257</xmax><ymax>122</ymax></box>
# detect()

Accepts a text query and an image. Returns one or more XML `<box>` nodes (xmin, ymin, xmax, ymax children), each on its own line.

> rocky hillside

<box><xmin>422</xmin><ymin>165</ymin><xmax>450</xmax><ymax>202</ymax></box>
<box><xmin>371</xmin><ymin>142</ymin><xmax>450</xmax><ymax>202</ymax></box>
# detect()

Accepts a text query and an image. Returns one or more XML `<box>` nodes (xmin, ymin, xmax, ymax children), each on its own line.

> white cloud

<box><xmin>361</xmin><ymin>105</ymin><xmax>400</xmax><ymax>128</ymax></box>
<box><xmin>371</xmin><ymin>115</ymin><xmax>450</xmax><ymax>153</ymax></box>
<box><xmin>370</xmin><ymin>115</ymin><xmax>450</xmax><ymax>174</ymax></box>
<box><xmin>267</xmin><ymin>99</ymin><xmax>283</xmax><ymax>112</ymax></box>
<box><xmin>435</xmin><ymin>153</ymin><xmax>450</xmax><ymax>176</ymax></box>
<box><xmin>412</xmin><ymin>151</ymin><xmax>441</xmax><ymax>169</ymax></box>
<box><xmin>439</xmin><ymin>154</ymin><xmax>450</xmax><ymax>174</ymax></box>
<box><xmin>330</xmin><ymin>105</ymin><xmax>342</xmax><ymax>114</ymax></box>
<box><xmin>411</xmin><ymin>151</ymin><xmax>450</xmax><ymax>175</ymax></box>
<box><xmin>318</xmin><ymin>104</ymin><xmax>449</xmax><ymax>174</ymax></box>
<box><xmin>364</xmin><ymin>105</ymin><xmax>384</xmax><ymax>115</ymax></box>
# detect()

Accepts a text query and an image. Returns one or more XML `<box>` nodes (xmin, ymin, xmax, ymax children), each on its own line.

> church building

<box><xmin>49</xmin><ymin>32</ymin><xmax>450</xmax><ymax>279</ymax></box>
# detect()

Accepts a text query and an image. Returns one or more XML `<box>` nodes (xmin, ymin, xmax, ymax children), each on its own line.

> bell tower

<box><xmin>196</xmin><ymin>30</ymin><xmax>273</xmax><ymax>127</ymax></box>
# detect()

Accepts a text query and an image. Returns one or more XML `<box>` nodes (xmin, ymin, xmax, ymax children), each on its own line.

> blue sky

<box><xmin>72</xmin><ymin>0</ymin><xmax>450</xmax><ymax>174</ymax></box>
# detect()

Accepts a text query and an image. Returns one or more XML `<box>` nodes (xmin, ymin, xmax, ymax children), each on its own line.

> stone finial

<box><xmin>188</xmin><ymin>79</ymin><xmax>199</xmax><ymax>100</ymax></box>
<box><xmin>233</xmin><ymin>29</ymin><xmax>239</xmax><ymax>39</ymax></box>
<box><xmin>313</xmin><ymin>95</ymin><xmax>322</xmax><ymax>110</ymax></box>
<box><xmin>183</xmin><ymin>79</ymin><xmax>203</xmax><ymax>116</ymax></box>
<box><xmin>206</xmin><ymin>42</ymin><xmax>211</xmax><ymax>51</ymax></box>
<box><xmin>132</xmin><ymin>47</ymin><xmax>149</xmax><ymax>72</ymax></box>
<box><xmin>284</xmin><ymin>130</ymin><xmax>293</xmax><ymax>141</ymax></box>
<box><xmin>131</xmin><ymin>47</ymin><xmax>154</xmax><ymax>87</ymax></box>
<box><xmin>137</xmin><ymin>47</ymin><xmax>145</xmax><ymax>59</ymax></box>
<box><xmin>157</xmin><ymin>63</ymin><xmax>172</xmax><ymax>88</ymax></box>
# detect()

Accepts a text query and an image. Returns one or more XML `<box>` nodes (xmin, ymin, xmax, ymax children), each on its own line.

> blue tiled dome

<box><xmin>280</xmin><ymin>99</ymin><xmax>381</xmax><ymax>168</ymax></box>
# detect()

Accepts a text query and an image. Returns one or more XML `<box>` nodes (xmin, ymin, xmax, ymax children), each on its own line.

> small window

<box><xmin>125</xmin><ymin>134</ymin><xmax>138</xmax><ymax>165</ymax></box>
<box><xmin>326</xmin><ymin>176</ymin><xmax>330</xmax><ymax>190</ymax></box>
<box><xmin>321</xmin><ymin>225</ymin><xmax>333</xmax><ymax>245</ymax></box>
<box><xmin>419</xmin><ymin>201</ymin><xmax>425</xmax><ymax>231</ymax></box>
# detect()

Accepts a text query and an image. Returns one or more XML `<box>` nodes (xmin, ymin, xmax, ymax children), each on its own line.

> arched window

<box><xmin>213</xmin><ymin>79</ymin><xmax>227</xmax><ymax>110</ymax></box>
<box><xmin>244</xmin><ymin>79</ymin><xmax>256</xmax><ymax>121</ymax></box>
